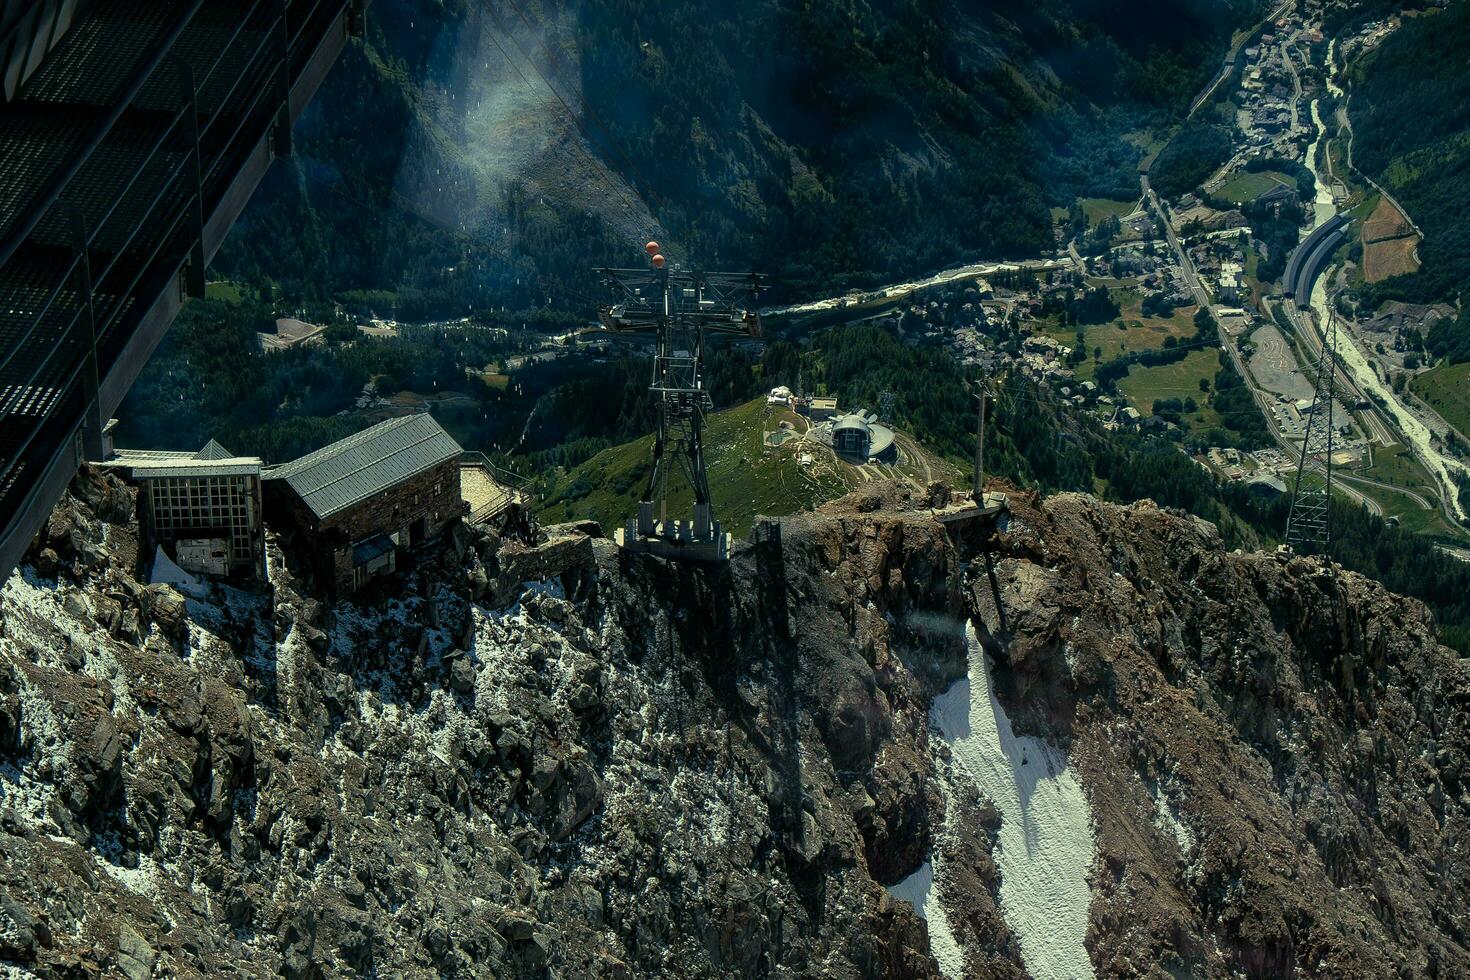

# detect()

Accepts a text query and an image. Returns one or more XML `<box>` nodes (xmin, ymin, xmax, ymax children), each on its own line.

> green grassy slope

<box><xmin>538</xmin><ymin>398</ymin><xmax>962</xmax><ymax>537</ymax></box>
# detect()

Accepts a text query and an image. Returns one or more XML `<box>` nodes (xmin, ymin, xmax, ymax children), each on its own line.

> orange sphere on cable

<box><xmin>644</xmin><ymin>241</ymin><xmax>660</xmax><ymax>255</ymax></box>
<box><xmin>651</xmin><ymin>253</ymin><xmax>666</xmax><ymax>269</ymax></box>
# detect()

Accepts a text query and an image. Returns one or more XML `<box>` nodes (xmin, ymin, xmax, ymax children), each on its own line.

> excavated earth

<box><xmin>0</xmin><ymin>471</ymin><xmax>1466</xmax><ymax>978</ymax></box>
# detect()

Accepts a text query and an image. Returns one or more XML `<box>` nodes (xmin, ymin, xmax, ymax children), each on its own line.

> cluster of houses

<box><xmin>1236</xmin><ymin>12</ymin><xmax>1321</xmax><ymax>159</ymax></box>
<box><xmin>255</xmin><ymin>315</ymin><xmax>399</xmax><ymax>354</ymax></box>
<box><xmin>105</xmin><ymin>414</ymin><xmax>524</xmax><ymax>598</ymax></box>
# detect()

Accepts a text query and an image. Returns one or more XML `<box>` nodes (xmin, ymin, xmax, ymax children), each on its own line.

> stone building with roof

<box><xmin>264</xmin><ymin>414</ymin><xmax>465</xmax><ymax>595</ymax></box>
<box><xmin>108</xmin><ymin>439</ymin><xmax>267</xmax><ymax>581</ymax></box>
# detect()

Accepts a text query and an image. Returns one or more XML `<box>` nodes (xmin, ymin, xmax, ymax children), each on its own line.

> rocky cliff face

<box><xmin>975</xmin><ymin>490</ymin><xmax>1470</xmax><ymax>979</ymax></box>
<box><xmin>1</xmin><ymin>473</ymin><xmax>1466</xmax><ymax>978</ymax></box>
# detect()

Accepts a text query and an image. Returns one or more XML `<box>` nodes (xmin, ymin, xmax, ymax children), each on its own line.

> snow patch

<box><xmin>94</xmin><ymin>831</ymin><xmax>163</xmax><ymax>899</ymax></box>
<box><xmin>149</xmin><ymin>546</ymin><xmax>207</xmax><ymax>597</ymax></box>
<box><xmin>1147</xmin><ymin>780</ymin><xmax>1194</xmax><ymax>854</ymax></box>
<box><xmin>887</xmin><ymin>860</ymin><xmax>965</xmax><ymax>977</ymax></box>
<box><xmin>932</xmin><ymin>625</ymin><xmax>1097</xmax><ymax>980</ymax></box>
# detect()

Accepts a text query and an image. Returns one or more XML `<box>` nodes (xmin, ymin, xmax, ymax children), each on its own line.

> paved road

<box><xmin>765</xmin><ymin>257</ymin><xmax>1069</xmax><ymax>318</ymax></box>
<box><xmin>1278</xmin><ymin>298</ymin><xmax>1397</xmax><ymax>446</ymax></box>
<box><xmin>1143</xmin><ymin>173</ymin><xmax>1394</xmax><ymax>508</ymax></box>
<box><xmin>1328</xmin><ymin>40</ymin><xmax>1423</xmax><ymax>241</ymax></box>
<box><xmin>1281</xmin><ymin>42</ymin><xmax>1303</xmax><ymax>135</ymax></box>
<box><xmin>1183</xmin><ymin>0</ymin><xmax>1295</xmax><ymax>120</ymax></box>
<box><xmin>1332</xmin><ymin>472</ymin><xmax>1384</xmax><ymax>516</ymax></box>
<box><xmin>1337</xmin><ymin>471</ymin><xmax>1433</xmax><ymax>510</ymax></box>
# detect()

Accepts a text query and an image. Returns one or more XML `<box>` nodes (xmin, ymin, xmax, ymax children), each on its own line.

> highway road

<box><xmin>1142</xmin><ymin>175</ymin><xmax>1317</xmax><ymax>467</ymax></box>
<box><xmin>1337</xmin><ymin>471</ymin><xmax>1433</xmax><ymax>511</ymax></box>
<box><xmin>1331</xmin><ymin>471</ymin><xmax>1383</xmax><ymax>516</ymax></box>
<box><xmin>1142</xmin><ymin>172</ymin><xmax>1396</xmax><ymax>514</ymax></box>
<box><xmin>764</xmin><ymin>257</ymin><xmax>1069</xmax><ymax>318</ymax></box>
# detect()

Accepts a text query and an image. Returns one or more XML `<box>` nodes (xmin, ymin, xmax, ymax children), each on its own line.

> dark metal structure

<box><xmin>1283</xmin><ymin>213</ymin><xmax>1348</xmax><ymax>309</ymax></box>
<box><xmin>1286</xmin><ymin>309</ymin><xmax>1338</xmax><ymax>552</ymax></box>
<box><xmin>597</xmin><ymin>263</ymin><xmax>764</xmax><ymax>560</ymax></box>
<box><xmin>0</xmin><ymin>0</ymin><xmax>365</xmax><ymax>580</ymax></box>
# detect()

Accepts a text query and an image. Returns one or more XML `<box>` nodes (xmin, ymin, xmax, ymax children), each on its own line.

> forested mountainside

<box><xmin>216</xmin><ymin>0</ymin><xmax>1266</xmax><ymax>313</ymax></box>
<box><xmin>1349</xmin><ymin>3</ymin><xmax>1470</xmax><ymax>359</ymax></box>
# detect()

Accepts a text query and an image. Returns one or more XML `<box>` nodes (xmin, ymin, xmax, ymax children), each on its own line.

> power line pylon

<box><xmin>598</xmin><ymin>244</ymin><xmax>766</xmax><ymax>560</ymax></box>
<box><xmin>1286</xmin><ymin>311</ymin><xmax>1338</xmax><ymax>552</ymax></box>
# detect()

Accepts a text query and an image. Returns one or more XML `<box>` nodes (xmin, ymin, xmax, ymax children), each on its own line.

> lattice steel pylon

<box><xmin>597</xmin><ymin>251</ymin><xmax>766</xmax><ymax>560</ymax></box>
<box><xmin>1286</xmin><ymin>311</ymin><xmax>1339</xmax><ymax>552</ymax></box>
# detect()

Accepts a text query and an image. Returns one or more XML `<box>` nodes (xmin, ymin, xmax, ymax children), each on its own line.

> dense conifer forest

<box><xmin>1349</xmin><ymin>3</ymin><xmax>1470</xmax><ymax>360</ymax></box>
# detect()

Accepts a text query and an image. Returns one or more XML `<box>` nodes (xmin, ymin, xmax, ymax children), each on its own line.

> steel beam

<box><xmin>0</xmin><ymin>2</ymin><xmax>356</xmax><ymax>581</ymax></box>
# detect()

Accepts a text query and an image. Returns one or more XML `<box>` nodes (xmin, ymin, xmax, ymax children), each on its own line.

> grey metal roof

<box><xmin>266</xmin><ymin>414</ymin><xmax>462</xmax><ymax>520</ymax></box>
<box><xmin>196</xmin><ymin>439</ymin><xmax>233</xmax><ymax>460</ymax></box>
<box><xmin>127</xmin><ymin>457</ymin><xmax>263</xmax><ymax>478</ymax></box>
<box><xmin>110</xmin><ymin>449</ymin><xmax>199</xmax><ymax>462</ymax></box>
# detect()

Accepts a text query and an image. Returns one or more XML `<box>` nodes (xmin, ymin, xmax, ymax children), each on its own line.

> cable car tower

<box><xmin>598</xmin><ymin>243</ymin><xmax>766</xmax><ymax>560</ymax></box>
<box><xmin>1286</xmin><ymin>311</ymin><xmax>1339</xmax><ymax>552</ymax></box>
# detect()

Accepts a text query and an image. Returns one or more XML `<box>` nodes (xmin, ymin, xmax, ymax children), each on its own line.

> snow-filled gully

<box><xmin>890</xmin><ymin>624</ymin><xmax>1096</xmax><ymax>980</ymax></box>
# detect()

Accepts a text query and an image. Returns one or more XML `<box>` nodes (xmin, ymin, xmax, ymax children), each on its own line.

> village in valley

<box><xmin>82</xmin><ymin>0</ymin><xmax>1470</xmax><ymax>598</ymax></box>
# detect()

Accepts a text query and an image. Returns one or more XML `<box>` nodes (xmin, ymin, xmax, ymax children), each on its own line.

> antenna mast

<box><xmin>597</xmin><ymin>244</ymin><xmax>766</xmax><ymax>560</ymax></box>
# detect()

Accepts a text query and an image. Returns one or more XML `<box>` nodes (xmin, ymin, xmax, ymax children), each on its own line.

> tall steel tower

<box><xmin>1286</xmin><ymin>311</ymin><xmax>1339</xmax><ymax>552</ymax></box>
<box><xmin>598</xmin><ymin>245</ymin><xmax>765</xmax><ymax>560</ymax></box>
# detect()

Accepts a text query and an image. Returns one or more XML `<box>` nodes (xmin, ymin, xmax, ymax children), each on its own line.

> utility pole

<box><xmin>597</xmin><ymin>245</ymin><xmax>765</xmax><ymax>560</ymax></box>
<box><xmin>1286</xmin><ymin>310</ymin><xmax>1337</xmax><ymax>552</ymax></box>
<box><xmin>974</xmin><ymin>373</ymin><xmax>988</xmax><ymax>502</ymax></box>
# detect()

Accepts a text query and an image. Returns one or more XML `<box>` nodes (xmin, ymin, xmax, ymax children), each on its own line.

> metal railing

<box><xmin>1</xmin><ymin>0</ymin><xmax>89</xmax><ymax>102</ymax></box>
<box><xmin>460</xmin><ymin>450</ymin><xmax>534</xmax><ymax>524</ymax></box>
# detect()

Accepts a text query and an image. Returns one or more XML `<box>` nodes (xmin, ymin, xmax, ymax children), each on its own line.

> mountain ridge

<box><xmin>1</xmin><ymin>468</ymin><xmax>1466</xmax><ymax>977</ymax></box>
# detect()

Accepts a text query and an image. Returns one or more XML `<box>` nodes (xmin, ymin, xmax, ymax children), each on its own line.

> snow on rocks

<box><xmin>887</xmin><ymin>859</ymin><xmax>966</xmax><ymax>977</ymax></box>
<box><xmin>927</xmin><ymin>624</ymin><xmax>1096</xmax><ymax>980</ymax></box>
<box><xmin>1147</xmin><ymin>778</ymin><xmax>1195</xmax><ymax>855</ymax></box>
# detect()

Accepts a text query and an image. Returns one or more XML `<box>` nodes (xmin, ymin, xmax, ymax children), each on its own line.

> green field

<box><xmin>538</xmin><ymin>398</ymin><xmax>961</xmax><ymax>537</ymax></box>
<box><xmin>1125</xmin><ymin>129</ymin><xmax>1168</xmax><ymax>171</ymax></box>
<box><xmin>1348</xmin><ymin>446</ymin><xmax>1466</xmax><ymax>538</ymax></box>
<box><xmin>1039</xmin><ymin>286</ymin><xmax>1199</xmax><ymax>382</ymax></box>
<box><xmin>204</xmin><ymin>280</ymin><xmax>246</xmax><ymax>304</ymax></box>
<box><xmin>1340</xmin><ymin>479</ymin><xmax>1457</xmax><ymax>538</ymax></box>
<box><xmin>1215</xmin><ymin>170</ymin><xmax>1292</xmax><ymax>206</ymax></box>
<box><xmin>1341</xmin><ymin>444</ymin><xmax>1464</xmax><ymax>540</ymax></box>
<box><xmin>1118</xmin><ymin>349</ymin><xmax>1221</xmax><ymax>428</ymax></box>
<box><xmin>1080</xmin><ymin>197</ymin><xmax>1138</xmax><ymax>228</ymax></box>
<box><xmin>1360</xmin><ymin>445</ymin><xmax>1441</xmax><ymax>496</ymax></box>
<box><xmin>1411</xmin><ymin>361</ymin><xmax>1470</xmax><ymax>439</ymax></box>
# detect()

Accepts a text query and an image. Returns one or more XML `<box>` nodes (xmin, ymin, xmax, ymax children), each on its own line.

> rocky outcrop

<box><xmin>0</xmin><ymin>473</ymin><xmax>974</xmax><ymax>978</ymax></box>
<box><xmin>971</xmin><ymin>491</ymin><xmax>1470</xmax><ymax>979</ymax></box>
<box><xmin>1</xmin><ymin>474</ymin><xmax>1466</xmax><ymax>978</ymax></box>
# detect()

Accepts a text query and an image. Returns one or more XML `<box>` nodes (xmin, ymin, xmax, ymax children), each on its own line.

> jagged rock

<box><xmin>448</xmin><ymin>656</ymin><xmax>476</xmax><ymax>696</ymax></box>
<box><xmin>465</xmin><ymin>558</ymin><xmax>490</xmax><ymax>599</ymax></box>
<box><xmin>0</xmin><ymin>893</ymin><xmax>47</xmax><ymax>962</ymax></box>
<box><xmin>144</xmin><ymin>584</ymin><xmax>188</xmax><ymax>641</ymax></box>
<box><xmin>422</xmin><ymin>921</ymin><xmax>450</xmax><ymax>960</ymax></box>
<box><xmin>114</xmin><ymin>923</ymin><xmax>155</xmax><ymax>980</ymax></box>
<box><xmin>567</xmin><ymin>683</ymin><xmax>600</xmax><ymax>713</ymax></box>
<box><xmin>2</xmin><ymin>476</ymin><xmax>1467</xmax><ymax>979</ymax></box>
<box><xmin>32</xmin><ymin>548</ymin><xmax>59</xmax><ymax>579</ymax></box>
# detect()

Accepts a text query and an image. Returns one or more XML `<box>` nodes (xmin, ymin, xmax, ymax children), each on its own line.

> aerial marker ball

<box><xmin>645</xmin><ymin>241</ymin><xmax>660</xmax><ymax>255</ymax></box>
<box><xmin>651</xmin><ymin>254</ymin><xmax>666</xmax><ymax>269</ymax></box>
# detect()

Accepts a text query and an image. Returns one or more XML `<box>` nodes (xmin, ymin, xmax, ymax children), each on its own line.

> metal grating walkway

<box><xmin>0</xmin><ymin>0</ymin><xmax>361</xmax><ymax>579</ymax></box>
